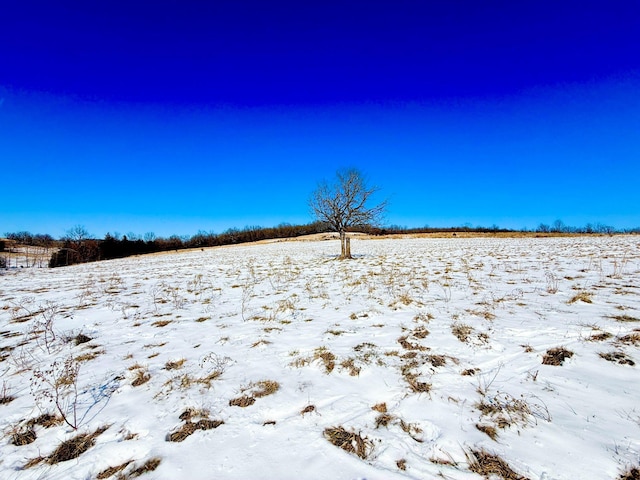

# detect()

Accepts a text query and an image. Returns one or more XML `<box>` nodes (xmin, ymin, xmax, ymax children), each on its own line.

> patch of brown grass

<box><xmin>452</xmin><ymin>323</ymin><xmax>473</xmax><ymax>343</ymax></box>
<box><xmin>25</xmin><ymin>426</ymin><xmax>109</xmax><ymax>467</ymax></box>
<box><xmin>618</xmin><ymin>333</ymin><xmax>640</xmax><ymax>346</ymax></box>
<box><xmin>397</xmin><ymin>335</ymin><xmax>429</xmax><ymax>351</ymax></box>
<box><xmin>11</xmin><ymin>428</ymin><xmax>37</xmax><ymax>446</ymax></box>
<box><xmin>28</xmin><ymin>413</ymin><xmax>63</xmax><ymax>428</ymax></box>
<box><xmin>300</xmin><ymin>404</ymin><xmax>316</xmax><ymax>416</ymax></box>
<box><xmin>131</xmin><ymin>369</ymin><xmax>151</xmax><ymax>387</ymax></box>
<box><xmin>164</xmin><ymin>358</ymin><xmax>186</xmax><ymax>370</ymax></box>
<box><xmin>568</xmin><ymin>292</ymin><xmax>593</xmax><ymax>304</ymax></box>
<box><xmin>229</xmin><ymin>395</ymin><xmax>256</xmax><ymax>407</ymax></box>
<box><xmin>323</xmin><ymin>426</ymin><xmax>374</xmax><ymax>459</ymax></box>
<box><xmin>610</xmin><ymin>315</ymin><xmax>640</xmax><ymax>323</ymax></box>
<box><xmin>97</xmin><ymin>460</ymin><xmax>132</xmax><ymax>479</ymax></box>
<box><xmin>167</xmin><ymin>419</ymin><xmax>224</xmax><ymax>442</ymax></box>
<box><xmin>476</xmin><ymin>423</ymin><xmax>498</xmax><ymax>440</ymax></box>
<box><xmin>467</xmin><ymin>448</ymin><xmax>529</xmax><ymax>479</ymax></box>
<box><xmin>128</xmin><ymin>457</ymin><xmax>162</xmax><ymax>477</ymax></box>
<box><xmin>588</xmin><ymin>332</ymin><xmax>613</xmax><ymax>342</ymax></box>
<box><xmin>542</xmin><ymin>347</ymin><xmax>574</xmax><ymax>366</ymax></box>
<box><xmin>618</xmin><ymin>467</ymin><xmax>640</xmax><ymax>480</ymax></box>
<box><xmin>371</xmin><ymin>402</ymin><xmax>387</xmax><ymax>413</ymax></box>
<box><xmin>314</xmin><ymin>347</ymin><xmax>336</xmax><ymax>373</ymax></box>
<box><xmin>151</xmin><ymin>320</ymin><xmax>172</xmax><ymax>327</ymax></box>
<box><xmin>599</xmin><ymin>351</ymin><xmax>635</xmax><ymax>366</ymax></box>
<box><xmin>375</xmin><ymin>413</ymin><xmax>396</xmax><ymax>428</ymax></box>
<box><xmin>340</xmin><ymin>357</ymin><xmax>361</xmax><ymax>376</ymax></box>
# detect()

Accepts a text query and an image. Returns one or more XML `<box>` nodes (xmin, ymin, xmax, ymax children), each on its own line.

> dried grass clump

<box><xmin>428</xmin><ymin>355</ymin><xmax>448</xmax><ymax>367</ymax></box>
<box><xmin>375</xmin><ymin>413</ymin><xmax>396</xmax><ymax>428</ymax></box>
<box><xmin>11</xmin><ymin>428</ymin><xmax>37</xmax><ymax>446</ymax></box>
<box><xmin>610</xmin><ymin>315</ymin><xmax>640</xmax><ymax>323</ymax></box>
<box><xmin>131</xmin><ymin>369</ymin><xmax>151</xmax><ymax>387</ymax></box>
<box><xmin>412</xmin><ymin>326</ymin><xmax>430</xmax><ymax>339</ymax></box>
<box><xmin>406</xmin><ymin>375</ymin><xmax>431</xmax><ymax>394</ymax></box>
<box><xmin>618</xmin><ymin>467</ymin><xmax>640</xmax><ymax>480</ymax></box>
<box><xmin>314</xmin><ymin>347</ymin><xmax>336</xmax><ymax>373</ymax></box>
<box><xmin>229</xmin><ymin>395</ymin><xmax>256</xmax><ymax>407</ymax></box>
<box><xmin>476</xmin><ymin>423</ymin><xmax>498</xmax><ymax>441</ymax></box>
<box><xmin>74</xmin><ymin>333</ymin><xmax>92</xmax><ymax>345</ymax></box>
<box><xmin>467</xmin><ymin>448</ymin><xmax>529</xmax><ymax>479</ymax></box>
<box><xmin>128</xmin><ymin>457</ymin><xmax>162</xmax><ymax>477</ymax></box>
<box><xmin>600</xmin><ymin>351</ymin><xmax>635</xmax><ymax>366</ymax></box>
<box><xmin>164</xmin><ymin>358</ymin><xmax>186</xmax><ymax>370</ymax></box>
<box><xmin>25</xmin><ymin>425</ymin><xmax>109</xmax><ymax>467</ymax></box>
<box><xmin>28</xmin><ymin>413</ymin><xmax>63</xmax><ymax>428</ymax></box>
<box><xmin>568</xmin><ymin>291</ymin><xmax>593</xmax><ymax>304</ymax></box>
<box><xmin>251</xmin><ymin>380</ymin><xmax>280</xmax><ymax>398</ymax></box>
<box><xmin>542</xmin><ymin>347</ymin><xmax>574</xmax><ymax>366</ymax></box>
<box><xmin>340</xmin><ymin>357</ymin><xmax>361</xmax><ymax>376</ymax></box>
<box><xmin>300</xmin><ymin>404</ymin><xmax>316</xmax><ymax>416</ymax></box>
<box><xmin>618</xmin><ymin>333</ymin><xmax>640</xmax><ymax>346</ymax></box>
<box><xmin>151</xmin><ymin>320</ymin><xmax>172</xmax><ymax>327</ymax></box>
<box><xmin>371</xmin><ymin>402</ymin><xmax>387</xmax><ymax>413</ymax></box>
<box><xmin>588</xmin><ymin>332</ymin><xmax>613</xmax><ymax>342</ymax></box>
<box><xmin>397</xmin><ymin>335</ymin><xmax>428</xmax><ymax>351</ymax></box>
<box><xmin>451</xmin><ymin>323</ymin><xmax>473</xmax><ymax>343</ymax></box>
<box><xmin>323</xmin><ymin>426</ymin><xmax>374</xmax><ymax>459</ymax></box>
<box><xmin>396</xmin><ymin>458</ymin><xmax>407</xmax><ymax>470</ymax></box>
<box><xmin>462</xmin><ymin>368</ymin><xmax>479</xmax><ymax>376</ymax></box>
<box><xmin>167</xmin><ymin>419</ymin><xmax>224</xmax><ymax>442</ymax></box>
<box><xmin>96</xmin><ymin>460</ymin><xmax>132</xmax><ymax>479</ymax></box>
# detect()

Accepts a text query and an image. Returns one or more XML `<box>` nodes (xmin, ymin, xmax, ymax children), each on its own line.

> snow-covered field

<box><xmin>1</xmin><ymin>236</ymin><xmax>639</xmax><ymax>480</ymax></box>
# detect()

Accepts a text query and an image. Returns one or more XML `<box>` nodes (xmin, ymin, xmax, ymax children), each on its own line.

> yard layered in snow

<box><xmin>1</xmin><ymin>235</ymin><xmax>639</xmax><ymax>479</ymax></box>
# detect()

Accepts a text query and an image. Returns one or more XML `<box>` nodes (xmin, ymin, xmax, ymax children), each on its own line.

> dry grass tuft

<box><xmin>229</xmin><ymin>395</ymin><xmax>256</xmax><ymax>407</ymax></box>
<box><xmin>428</xmin><ymin>354</ymin><xmax>448</xmax><ymax>367</ymax></box>
<box><xmin>28</xmin><ymin>413</ymin><xmax>63</xmax><ymax>428</ymax></box>
<box><xmin>397</xmin><ymin>335</ymin><xmax>429</xmax><ymax>351</ymax></box>
<box><xmin>599</xmin><ymin>351</ymin><xmax>635</xmax><ymax>366</ymax></box>
<box><xmin>96</xmin><ymin>460</ymin><xmax>132</xmax><ymax>479</ymax></box>
<box><xmin>610</xmin><ymin>315</ymin><xmax>640</xmax><ymax>323</ymax></box>
<box><xmin>131</xmin><ymin>369</ymin><xmax>151</xmax><ymax>387</ymax></box>
<box><xmin>128</xmin><ymin>457</ymin><xmax>162</xmax><ymax>477</ymax></box>
<box><xmin>375</xmin><ymin>413</ymin><xmax>396</xmax><ymax>428</ymax></box>
<box><xmin>371</xmin><ymin>402</ymin><xmax>387</xmax><ymax>413</ymax></box>
<box><xmin>164</xmin><ymin>358</ymin><xmax>186</xmax><ymax>370</ymax></box>
<box><xmin>151</xmin><ymin>320</ymin><xmax>172</xmax><ymax>327</ymax></box>
<box><xmin>467</xmin><ymin>448</ymin><xmax>529</xmax><ymax>479</ymax></box>
<box><xmin>568</xmin><ymin>291</ymin><xmax>593</xmax><ymax>304</ymax></box>
<box><xmin>251</xmin><ymin>380</ymin><xmax>280</xmax><ymax>398</ymax></box>
<box><xmin>618</xmin><ymin>333</ymin><xmax>640</xmax><ymax>346</ymax></box>
<box><xmin>462</xmin><ymin>368</ymin><xmax>479</xmax><ymax>376</ymax></box>
<box><xmin>406</xmin><ymin>375</ymin><xmax>431</xmax><ymax>394</ymax></box>
<box><xmin>11</xmin><ymin>428</ymin><xmax>37</xmax><ymax>446</ymax></box>
<box><xmin>588</xmin><ymin>332</ymin><xmax>613</xmax><ymax>342</ymax></box>
<box><xmin>300</xmin><ymin>404</ymin><xmax>316</xmax><ymax>416</ymax></box>
<box><xmin>396</xmin><ymin>459</ymin><xmax>407</xmax><ymax>471</ymax></box>
<box><xmin>167</xmin><ymin>419</ymin><xmax>224</xmax><ymax>442</ymax></box>
<box><xmin>618</xmin><ymin>467</ymin><xmax>640</xmax><ymax>480</ymax></box>
<box><xmin>451</xmin><ymin>323</ymin><xmax>473</xmax><ymax>343</ymax></box>
<box><xmin>476</xmin><ymin>423</ymin><xmax>498</xmax><ymax>440</ymax></box>
<box><xmin>323</xmin><ymin>426</ymin><xmax>374</xmax><ymax>459</ymax></box>
<box><xmin>314</xmin><ymin>347</ymin><xmax>336</xmax><ymax>373</ymax></box>
<box><xmin>340</xmin><ymin>357</ymin><xmax>361</xmax><ymax>376</ymax></box>
<box><xmin>542</xmin><ymin>347</ymin><xmax>574</xmax><ymax>366</ymax></box>
<box><xmin>74</xmin><ymin>333</ymin><xmax>92</xmax><ymax>345</ymax></box>
<box><xmin>25</xmin><ymin>425</ymin><xmax>110</xmax><ymax>467</ymax></box>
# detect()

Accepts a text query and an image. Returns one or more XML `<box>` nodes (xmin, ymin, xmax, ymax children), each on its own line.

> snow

<box><xmin>1</xmin><ymin>235</ymin><xmax>639</xmax><ymax>479</ymax></box>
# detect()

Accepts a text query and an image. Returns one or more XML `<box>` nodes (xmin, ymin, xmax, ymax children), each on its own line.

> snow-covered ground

<box><xmin>1</xmin><ymin>236</ymin><xmax>639</xmax><ymax>479</ymax></box>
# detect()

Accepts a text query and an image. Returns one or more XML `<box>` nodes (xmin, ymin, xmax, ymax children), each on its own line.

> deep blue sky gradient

<box><xmin>2</xmin><ymin>1</ymin><xmax>639</xmax><ymax>237</ymax></box>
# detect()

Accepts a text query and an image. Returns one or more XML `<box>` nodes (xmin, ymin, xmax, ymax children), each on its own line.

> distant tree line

<box><xmin>3</xmin><ymin>220</ymin><xmax>639</xmax><ymax>269</ymax></box>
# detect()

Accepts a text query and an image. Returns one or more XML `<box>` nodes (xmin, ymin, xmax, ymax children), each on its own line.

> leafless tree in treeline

<box><xmin>309</xmin><ymin>168</ymin><xmax>387</xmax><ymax>259</ymax></box>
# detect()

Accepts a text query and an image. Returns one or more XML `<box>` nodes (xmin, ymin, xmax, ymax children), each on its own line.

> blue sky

<box><xmin>2</xmin><ymin>1</ymin><xmax>639</xmax><ymax>238</ymax></box>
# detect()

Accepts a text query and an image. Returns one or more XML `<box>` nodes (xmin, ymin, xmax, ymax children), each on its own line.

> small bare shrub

<box><xmin>30</xmin><ymin>355</ymin><xmax>82</xmax><ymax>429</ymax></box>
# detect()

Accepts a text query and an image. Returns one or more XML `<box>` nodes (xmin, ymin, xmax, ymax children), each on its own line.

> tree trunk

<box><xmin>339</xmin><ymin>230</ymin><xmax>352</xmax><ymax>259</ymax></box>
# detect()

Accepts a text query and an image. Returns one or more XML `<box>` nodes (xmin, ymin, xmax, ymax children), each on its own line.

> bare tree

<box><xmin>309</xmin><ymin>168</ymin><xmax>387</xmax><ymax>259</ymax></box>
